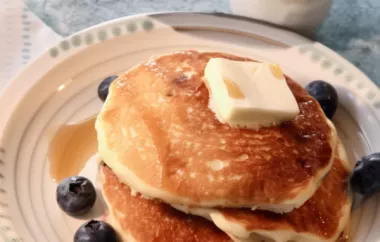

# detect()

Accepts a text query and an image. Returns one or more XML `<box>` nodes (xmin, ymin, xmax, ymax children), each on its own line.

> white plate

<box><xmin>0</xmin><ymin>12</ymin><xmax>379</xmax><ymax>242</ymax></box>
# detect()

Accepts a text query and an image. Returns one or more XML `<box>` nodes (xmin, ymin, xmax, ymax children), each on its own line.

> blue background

<box><xmin>25</xmin><ymin>0</ymin><xmax>380</xmax><ymax>85</ymax></box>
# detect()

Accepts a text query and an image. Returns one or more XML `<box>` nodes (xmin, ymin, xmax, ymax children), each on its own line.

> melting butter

<box><xmin>269</xmin><ymin>64</ymin><xmax>284</xmax><ymax>80</ymax></box>
<box><xmin>204</xmin><ymin>58</ymin><xmax>300</xmax><ymax>128</ymax></box>
<box><xmin>224</xmin><ymin>79</ymin><xmax>245</xmax><ymax>99</ymax></box>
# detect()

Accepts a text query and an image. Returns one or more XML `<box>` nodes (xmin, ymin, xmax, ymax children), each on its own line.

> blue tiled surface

<box><xmin>316</xmin><ymin>0</ymin><xmax>380</xmax><ymax>86</ymax></box>
<box><xmin>25</xmin><ymin>0</ymin><xmax>380</xmax><ymax>86</ymax></box>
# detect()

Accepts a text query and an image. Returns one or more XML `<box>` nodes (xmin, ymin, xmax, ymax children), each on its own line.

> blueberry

<box><xmin>350</xmin><ymin>153</ymin><xmax>380</xmax><ymax>195</ymax></box>
<box><xmin>74</xmin><ymin>220</ymin><xmax>119</xmax><ymax>242</ymax></box>
<box><xmin>305</xmin><ymin>80</ymin><xmax>338</xmax><ymax>119</ymax></box>
<box><xmin>56</xmin><ymin>176</ymin><xmax>96</xmax><ymax>216</ymax></box>
<box><xmin>98</xmin><ymin>76</ymin><xmax>118</xmax><ymax>102</ymax></box>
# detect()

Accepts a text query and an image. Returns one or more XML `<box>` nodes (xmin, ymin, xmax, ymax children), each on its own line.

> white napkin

<box><xmin>0</xmin><ymin>0</ymin><xmax>62</xmax><ymax>91</ymax></box>
<box><xmin>0</xmin><ymin>3</ymin><xmax>61</xmax><ymax>241</ymax></box>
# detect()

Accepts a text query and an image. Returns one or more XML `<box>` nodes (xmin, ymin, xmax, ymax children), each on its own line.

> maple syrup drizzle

<box><xmin>49</xmin><ymin>116</ymin><xmax>98</xmax><ymax>182</ymax></box>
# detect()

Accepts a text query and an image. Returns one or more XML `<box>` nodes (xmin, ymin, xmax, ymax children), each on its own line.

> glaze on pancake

<box><xmin>96</xmin><ymin>51</ymin><xmax>337</xmax><ymax>211</ymax></box>
<box><xmin>175</xmin><ymin>142</ymin><xmax>352</xmax><ymax>242</ymax></box>
<box><xmin>101</xmin><ymin>165</ymin><xmax>231</xmax><ymax>242</ymax></box>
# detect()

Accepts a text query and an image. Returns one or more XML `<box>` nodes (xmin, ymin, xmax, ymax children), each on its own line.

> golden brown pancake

<box><xmin>175</xmin><ymin>142</ymin><xmax>352</xmax><ymax>242</ymax></box>
<box><xmin>101</xmin><ymin>165</ymin><xmax>231</xmax><ymax>242</ymax></box>
<box><xmin>96</xmin><ymin>51</ymin><xmax>337</xmax><ymax>211</ymax></box>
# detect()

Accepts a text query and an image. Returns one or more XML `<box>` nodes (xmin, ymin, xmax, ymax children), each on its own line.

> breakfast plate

<box><xmin>0</xmin><ymin>12</ymin><xmax>379</xmax><ymax>242</ymax></box>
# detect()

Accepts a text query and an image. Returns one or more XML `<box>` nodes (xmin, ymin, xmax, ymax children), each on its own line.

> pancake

<box><xmin>101</xmin><ymin>165</ymin><xmax>231</xmax><ymax>242</ymax></box>
<box><xmin>96</xmin><ymin>51</ymin><xmax>337</xmax><ymax>212</ymax></box>
<box><xmin>174</xmin><ymin>141</ymin><xmax>352</xmax><ymax>242</ymax></box>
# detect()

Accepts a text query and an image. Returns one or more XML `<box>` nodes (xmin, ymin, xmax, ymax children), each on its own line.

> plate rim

<box><xmin>2</xmin><ymin>11</ymin><xmax>379</xmax><ymax>126</ymax></box>
<box><xmin>0</xmin><ymin>11</ymin><xmax>317</xmax><ymax>144</ymax></box>
<box><xmin>0</xmin><ymin>11</ymin><xmax>311</xmax><ymax>103</ymax></box>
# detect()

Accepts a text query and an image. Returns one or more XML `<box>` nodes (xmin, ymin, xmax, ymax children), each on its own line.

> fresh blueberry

<box><xmin>74</xmin><ymin>220</ymin><xmax>119</xmax><ymax>242</ymax></box>
<box><xmin>350</xmin><ymin>153</ymin><xmax>380</xmax><ymax>195</ymax></box>
<box><xmin>98</xmin><ymin>76</ymin><xmax>118</xmax><ymax>102</ymax></box>
<box><xmin>56</xmin><ymin>176</ymin><xmax>96</xmax><ymax>216</ymax></box>
<box><xmin>305</xmin><ymin>80</ymin><xmax>338</xmax><ymax>119</ymax></box>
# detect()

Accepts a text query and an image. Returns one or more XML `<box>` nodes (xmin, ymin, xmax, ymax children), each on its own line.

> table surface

<box><xmin>25</xmin><ymin>0</ymin><xmax>380</xmax><ymax>86</ymax></box>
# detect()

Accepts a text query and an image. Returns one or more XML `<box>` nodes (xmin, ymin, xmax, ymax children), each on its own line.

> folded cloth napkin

<box><xmin>0</xmin><ymin>0</ymin><xmax>61</xmax><ymax>91</ymax></box>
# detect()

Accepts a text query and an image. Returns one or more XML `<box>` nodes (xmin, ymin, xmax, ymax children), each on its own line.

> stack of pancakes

<box><xmin>96</xmin><ymin>51</ymin><xmax>352</xmax><ymax>242</ymax></box>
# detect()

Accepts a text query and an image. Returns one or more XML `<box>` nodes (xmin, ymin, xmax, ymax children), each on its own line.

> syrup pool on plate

<box><xmin>48</xmin><ymin>114</ymin><xmax>107</xmax><ymax>222</ymax></box>
<box><xmin>49</xmin><ymin>115</ymin><xmax>98</xmax><ymax>182</ymax></box>
<box><xmin>49</xmin><ymin>74</ymin><xmax>117</xmax><ymax>181</ymax></box>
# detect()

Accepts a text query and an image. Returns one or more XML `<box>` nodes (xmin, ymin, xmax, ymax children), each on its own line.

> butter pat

<box><xmin>204</xmin><ymin>58</ymin><xmax>299</xmax><ymax>128</ymax></box>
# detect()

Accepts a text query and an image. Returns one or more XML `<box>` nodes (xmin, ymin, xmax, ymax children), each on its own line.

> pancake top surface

<box><xmin>102</xmin><ymin>166</ymin><xmax>231</xmax><ymax>242</ymax></box>
<box><xmin>96</xmin><ymin>51</ymin><xmax>336</xmax><ymax>208</ymax></box>
<box><xmin>212</xmin><ymin>144</ymin><xmax>351</xmax><ymax>241</ymax></box>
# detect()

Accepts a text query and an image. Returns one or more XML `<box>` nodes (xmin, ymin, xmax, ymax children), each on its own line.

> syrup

<box><xmin>49</xmin><ymin>116</ymin><xmax>98</xmax><ymax>181</ymax></box>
